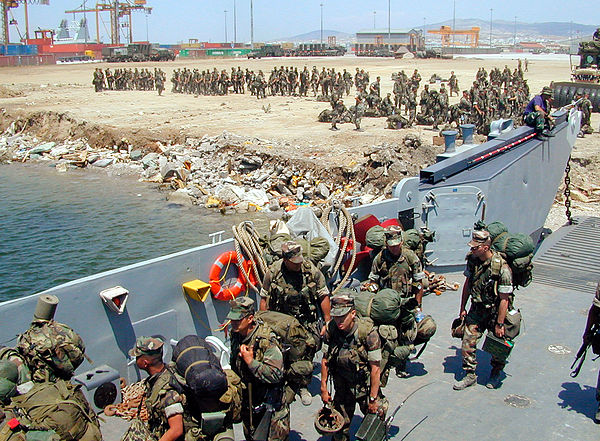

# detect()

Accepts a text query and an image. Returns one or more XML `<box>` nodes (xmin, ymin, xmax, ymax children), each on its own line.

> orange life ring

<box><xmin>209</xmin><ymin>251</ymin><xmax>257</xmax><ymax>301</ymax></box>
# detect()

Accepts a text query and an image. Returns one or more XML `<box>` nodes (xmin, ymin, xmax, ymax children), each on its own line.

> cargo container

<box><xmin>0</xmin><ymin>44</ymin><xmax>38</xmax><ymax>56</ymax></box>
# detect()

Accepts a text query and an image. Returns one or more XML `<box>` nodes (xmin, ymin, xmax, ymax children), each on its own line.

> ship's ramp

<box><xmin>102</xmin><ymin>218</ymin><xmax>600</xmax><ymax>441</ymax></box>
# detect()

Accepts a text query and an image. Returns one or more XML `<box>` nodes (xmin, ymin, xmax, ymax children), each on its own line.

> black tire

<box><xmin>553</xmin><ymin>82</ymin><xmax>600</xmax><ymax>112</ymax></box>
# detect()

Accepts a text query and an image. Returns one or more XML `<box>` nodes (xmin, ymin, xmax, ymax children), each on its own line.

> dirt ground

<box><xmin>0</xmin><ymin>54</ymin><xmax>598</xmax><ymax>228</ymax></box>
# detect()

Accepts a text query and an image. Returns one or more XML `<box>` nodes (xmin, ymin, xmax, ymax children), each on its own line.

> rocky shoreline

<box><xmin>0</xmin><ymin>119</ymin><xmax>438</xmax><ymax>214</ymax></box>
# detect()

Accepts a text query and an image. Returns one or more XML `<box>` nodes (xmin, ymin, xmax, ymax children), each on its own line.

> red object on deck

<box><xmin>380</xmin><ymin>218</ymin><xmax>400</xmax><ymax>228</ymax></box>
<box><xmin>353</xmin><ymin>214</ymin><xmax>380</xmax><ymax>245</ymax></box>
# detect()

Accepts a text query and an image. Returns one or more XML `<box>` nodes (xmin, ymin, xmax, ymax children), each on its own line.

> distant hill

<box><xmin>269</xmin><ymin>30</ymin><xmax>352</xmax><ymax>44</ymax></box>
<box><xmin>272</xmin><ymin>21</ymin><xmax>596</xmax><ymax>44</ymax></box>
<box><xmin>422</xmin><ymin>19</ymin><xmax>596</xmax><ymax>41</ymax></box>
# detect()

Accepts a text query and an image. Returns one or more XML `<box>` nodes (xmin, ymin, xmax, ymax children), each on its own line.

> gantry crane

<box><xmin>1</xmin><ymin>0</ymin><xmax>50</xmax><ymax>45</ymax></box>
<box><xmin>65</xmin><ymin>1</ymin><xmax>151</xmax><ymax>45</ymax></box>
<box><xmin>428</xmin><ymin>26</ymin><xmax>480</xmax><ymax>48</ymax></box>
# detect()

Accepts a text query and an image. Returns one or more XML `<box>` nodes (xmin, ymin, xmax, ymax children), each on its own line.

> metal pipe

<box><xmin>250</xmin><ymin>0</ymin><xmax>253</xmax><ymax>49</ymax></box>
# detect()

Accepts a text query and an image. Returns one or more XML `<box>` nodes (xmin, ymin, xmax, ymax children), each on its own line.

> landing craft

<box><xmin>2</xmin><ymin>107</ymin><xmax>599</xmax><ymax>440</ymax></box>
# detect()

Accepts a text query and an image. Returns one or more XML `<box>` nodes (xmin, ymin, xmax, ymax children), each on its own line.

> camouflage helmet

<box><xmin>314</xmin><ymin>405</ymin><xmax>344</xmax><ymax>434</ymax></box>
<box><xmin>414</xmin><ymin>315</ymin><xmax>437</xmax><ymax>346</ymax></box>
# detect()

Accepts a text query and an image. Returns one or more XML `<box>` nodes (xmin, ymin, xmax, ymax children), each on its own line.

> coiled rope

<box><xmin>232</xmin><ymin>221</ymin><xmax>267</xmax><ymax>293</ymax></box>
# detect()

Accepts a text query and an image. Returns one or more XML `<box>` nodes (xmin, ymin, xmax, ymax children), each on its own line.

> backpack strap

<box><xmin>489</xmin><ymin>252</ymin><xmax>505</xmax><ymax>279</ymax></box>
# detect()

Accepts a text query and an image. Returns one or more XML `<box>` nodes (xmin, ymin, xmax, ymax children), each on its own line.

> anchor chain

<box><xmin>563</xmin><ymin>155</ymin><xmax>573</xmax><ymax>225</ymax></box>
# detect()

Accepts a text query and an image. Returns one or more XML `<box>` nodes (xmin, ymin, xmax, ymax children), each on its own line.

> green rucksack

<box><xmin>254</xmin><ymin>310</ymin><xmax>316</xmax><ymax>377</ymax></box>
<box><xmin>8</xmin><ymin>380</ymin><xmax>101</xmax><ymax>441</ymax></box>
<box><xmin>365</xmin><ymin>225</ymin><xmax>385</xmax><ymax>250</ymax></box>
<box><xmin>490</xmin><ymin>230</ymin><xmax>535</xmax><ymax>289</ymax></box>
<box><xmin>17</xmin><ymin>320</ymin><xmax>87</xmax><ymax>382</ymax></box>
<box><xmin>351</xmin><ymin>289</ymin><xmax>403</xmax><ymax>325</ymax></box>
<box><xmin>296</xmin><ymin>237</ymin><xmax>331</xmax><ymax>266</ymax></box>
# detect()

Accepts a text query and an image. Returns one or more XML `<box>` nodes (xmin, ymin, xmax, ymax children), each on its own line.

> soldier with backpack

<box><xmin>580</xmin><ymin>281</ymin><xmax>600</xmax><ymax>423</ymax></box>
<box><xmin>228</xmin><ymin>297</ymin><xmax>288</xmax><ymax>441</ymax></box>
<box><xmin>454</xmin><ymin>230</ymin><xmax>513</xmax><ymax>391</ymax></box>
<box><xmin>130</xmin><ymin>337</ymin><xmax>185</xmax><ymax>441</ymax></box>
<box><xmin>320</xmin><ymin>293</ymin><xmax>387</xmax><ymax>441</ymax></box>
<box><xmin>260</xmin><ymin>240</ymin><xmax>331</xmax><ymax>406</ymax></box>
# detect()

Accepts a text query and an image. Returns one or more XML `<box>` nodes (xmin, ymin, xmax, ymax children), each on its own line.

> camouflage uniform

<box><xmin>228</xmin><ymin>299</ymin><xmax>288</xmax><ymax>441</ymax></box>
<box><xmin>322</xmin><ymin>295</ymin><xmax>386</xmax><ymax>441</ymax></box>
<box><xmin>368</xmin><ymin>249</ymin><xmax>425</xmax><ymax>298</ymax></box>
<box><xmin>592</xmin><ymin>282</ymin><xmax>600</xmax><ymax>407</ymax></box>
<box><xmin>261</xmin><ymin>241</ymin><xmax>329</xmax><ymax>402</ymax></box>
<box><xmin>461</xmin><ymin>237</ymin><xmax>513</xmax><ymax>375</ymax></box>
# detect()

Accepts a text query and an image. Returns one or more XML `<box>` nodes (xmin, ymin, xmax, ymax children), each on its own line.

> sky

<box><xmin>7</xmin><ymin>0</ymin><xmax>599</xmax><ymax>45</ymax></box>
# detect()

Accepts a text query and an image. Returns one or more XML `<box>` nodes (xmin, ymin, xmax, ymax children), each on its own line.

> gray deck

<box><xmin>102</xmin><ymin>218</ymin><xmax>600</xmax><ymax>441</ymax></box>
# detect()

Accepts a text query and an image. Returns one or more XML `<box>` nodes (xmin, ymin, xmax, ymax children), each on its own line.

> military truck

<box><xmin>552</xmin><ymin>31</ymin><xmax>600</xmax><ymax>112</ymax></box>
<box><xmin>102</xmin><ymin>43</ymin><xmax>175</xmax><ymax>62</ymax></box>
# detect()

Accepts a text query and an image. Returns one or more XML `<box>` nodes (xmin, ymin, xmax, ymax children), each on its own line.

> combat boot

<box><xmin>298</xmin><ymin>387</ymin><xmax>312</xmax><ymax>406</ymax></box>
<box><xmin>453</xmin><ymin>372</ymin><xmax>477</xmax><ymax>390</ymax></box>
<box><xmin>486</xmin><ymin>368</ymin><xmax>502</xmax><ymax>389</ymax></box>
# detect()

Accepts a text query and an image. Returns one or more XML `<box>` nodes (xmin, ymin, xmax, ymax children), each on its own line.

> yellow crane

<box><xmin>428</xmin><ymin>25</ymin><xmax>480</xmax><ymax>48</ymax></box>
<box><xmin>65</xmin><ymin>0</ymin><xmax>151</xmax><ymax>45</ymax></box>
<box><xmin>1</xmin><ymin>0</ymin><xmax>50</xmax><ymax>45</ymax></box>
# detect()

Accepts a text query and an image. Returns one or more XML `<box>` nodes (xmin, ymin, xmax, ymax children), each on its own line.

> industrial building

<box><xmin>354</xmin><ymin>28</ymin><xmax>424</xmax><ymax>55</ymax></box>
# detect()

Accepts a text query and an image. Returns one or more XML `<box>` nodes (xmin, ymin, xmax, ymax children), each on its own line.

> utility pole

<box><xmin>489</xmin><ymin>8</ymin><xmax>492</xmax><ymax>48</ymax></box>
<box><xmin>423</xmin><ymin>17</ymin><xmax>426</xmax><ymax>46</ymax></box>
<box><xmin>452</xmin><ymin>0</ymin><xmax>455</xmax><ymax>54</ymax></box>
<box><xmin>83</xmin><ymin>0</ymin><xmax>87</xmax><ymax>44</ymax></box>
<box><xmin>373</xmin><ymin>10</ymin><xmax>376</xmax><ymax>30</ymax></box>
<box><xmin>233</xmin><ymin>0</ymin><xmax>236</xmax><ymax>44</ymax></box>
<box><xmin>224</xmin><ymin>10</ymin><xmax>227</xmax><ymax>42</ymax></box>
<box><xmin>320</xmin><ymin>3</ymin><xmax>323</xmax><ymax>47</ymax></box>
<box><xmin>250</xmin><ymin>0</ymin><xmax>254</xmax><ymax>49</ymax></box>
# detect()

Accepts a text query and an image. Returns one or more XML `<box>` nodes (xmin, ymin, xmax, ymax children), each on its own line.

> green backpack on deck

<box><xmin>17</xmin><ymin>320</ymin><xmax>86</xmax><ymax>383</ymax></box>
<box><xmin>8</xmin><ymin>379</ymin><xmax>101</xmax><ymax>441</ymax></box>
<box><xmin>351</xmin><ymin>289</ymin><xmax>403</xmax><ymax>325</ymax></box>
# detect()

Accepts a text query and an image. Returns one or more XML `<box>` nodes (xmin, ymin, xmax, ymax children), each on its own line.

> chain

<box><xmin>563</xmin><ymin>155</ymin><xmax>573</xmax><ymax>225</ymax></box>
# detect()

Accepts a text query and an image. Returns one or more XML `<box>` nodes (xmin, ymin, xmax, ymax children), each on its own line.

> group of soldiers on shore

<box><xmin>92</xmin><ymin>67</ymin><xmax>167</xmax><ymax>95</ymax></box>
<box><xmin>324</xmin><ymin>63</ymin><xmax>532</xmax><ymax>134</ymax></box>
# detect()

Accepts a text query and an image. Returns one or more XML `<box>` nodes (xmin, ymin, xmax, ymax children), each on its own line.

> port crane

<box><xmin>428</xmin><ymin>25</ymin><xmax>480</xmax><ymax>47</ymax></box>
<box><xmin>65</xmin><ymin>0</ymin><xmax>151</xmax><ymax>45</ymax></box>
<box><xmin>1</xmin><ymin>0</ymin><xmax>50</xmax><ymax>45</ymax></box>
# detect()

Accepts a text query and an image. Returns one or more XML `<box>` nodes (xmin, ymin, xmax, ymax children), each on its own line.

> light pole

<box><xmin>513</xmin><ymin>16</ymin><xmax>517</xmax><ymax>49</ymax></box>
<box><xmin>452</xmin><ymin>0</ymin><xmax>455</xmax><ymax>53</ymax></box>
<box><xmin>224</xmin><ymin>10</ymin><xmax>228</xmax><ymax>43</ymax></box>
<box><xmin>423</xmin><ymin>17</ymin><xmax>426</xmax><ymax>46</ymax></box>
<box><xmin>373</xmin><ymin>11</ymin><xmax>376</xmax><ymax>30</ymax></box>
<box><xmin>489</xmin><ymin>8</ymin><xmax>493</xmax><ymax>48</ymax></box>
<box><xmin>387</xmin><ymin>0</ymin><xmax>391</xmax><ymax>49</ymax></box>
<box><xmin>233</xmin><ymin>0</ymin><xmax>237</xmax><ymax>44</ymax></box>
<box><xmin>320</xmin><ymin>3</ymin><xmax>323</xmax><ymax>47</ymax></box>
<box><xmin>250</xmin><ymin>0</ymin><xmax>254</xmax><ymax>49</ymax></box>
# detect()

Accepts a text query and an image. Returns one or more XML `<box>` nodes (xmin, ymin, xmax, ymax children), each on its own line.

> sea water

<box><xmin>0</xmin><ymin>163</ymin><xmax>267</xmax><ymax>301</ymax></box>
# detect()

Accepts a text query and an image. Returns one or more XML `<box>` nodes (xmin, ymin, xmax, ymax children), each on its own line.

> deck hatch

<box><xmin>533</xmin><ymin>217</ymin><xmax>600</xmax><ymax>294</ymax></box>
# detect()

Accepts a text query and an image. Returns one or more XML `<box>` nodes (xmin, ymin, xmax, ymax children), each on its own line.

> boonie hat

<box><xmin>385</xmin><ymin>225</ymin><xmax>404</xmax><ymax>246</ymax></box>
<box><xmin>129</xmin><ymin>336</ymin><xmax>164</xmax><ymax>357</ymax></box>
<box><xmin>541</xmin><ymin>86</ymin><xmax>553</xmax><ymax>97</ymax></box>
<box><xmin>330</xmin><ymin>293</ymin><xmax>355</xmax><ymax>317</ymax></box>
<box><xmin>281</xmin><ymin>241</ymin><xmax>304</xmax><ymax>264</ymax></box>
<box><xmin>226</xmin><ymin>296</ymin><xmax>255</xmax><ymax>320</ymax></box>
<box><xmin>468</xmin><ymin>230</ymin><xmax>491</xmax><ymax>248</ymax></box>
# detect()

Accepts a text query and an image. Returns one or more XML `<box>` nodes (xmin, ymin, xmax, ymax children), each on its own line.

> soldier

<box><xmin>448</xmin><ymin>71</ymin><xmax>459</xmax><ymax>97</ymax></box>
<box><xmin>130</xmin><ymin>337</ymin><xmax>185</xmax><ymax>441</ymax></box>
<box><xmin>228</xmin><ymin>297</ymin><xmax>288</xmax><ymax>441</ymax></box>
<box><xmin>320</xmin><ymin>293</ymin><xmax>387</xmax><ymax>441</ymax></box>
<box><xmin>369</xmin><ymin>76</ymin><xmax>381</xmax><ymax>98</ymax></box>
<box><xmin>579</xmin><ymin>93</ymin><xmax>593</xmax><ymax>135</ymax></box>
<box><xmin>330</xmin><ymin>99</ymin><xmax>346</xmax><ymax>131</ymax></box>
<box><xmin>380</xmin><ymin>92</ymin><xmax>394</xmax><ymax>116</ymax></box>
<box><xmin>410</xmin><ymin>69</ymin><xmax>421</xmax><ymax>89</ymax></box>
<box><xmin>260</xmin><ymin>240</ymin><xmax>330</xmax><ymax>405</ymax></box>
<box><xmin>352</xmin><ymin>95</ymin><xmax>366</xmax><ymax>131</ymax></box>
<box><xmin>524</xmin><ymin>86</ymin><xmax>554</xmax><ymax>137</ymax></box>
<box><xmin>454</xmin><ymin>230</ymin><xmax>514</xmax><ymax>390</ymax></box>
<box><xmin>580</xmin><ymin>281</ymin><xmax>600</xmax><ymax>423</ymax></box>
<box><xmin>366</xmin><ymin>226</ymin><xmax>425</xmax><ymax>378</ymax></box>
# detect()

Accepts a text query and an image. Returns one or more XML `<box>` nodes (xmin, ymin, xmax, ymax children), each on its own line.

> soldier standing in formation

<box><xmin>228</xmin><ymin>297</ymin><xmax>289</xmax><ymax>441</ymax></box>
<box><xmin>454</xmin><ymin>230</ymin><xmax>514</xmax><ymax>390</ymax></box>
<box><xmin>260</xmin><ymin>241</ymin><xmax>330</xmax><ymax>406</ymax></box>
<box><xmin>320</xmin><ymin>293</ymin><xmax>387</xmax><ymax>441</ymax></box>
